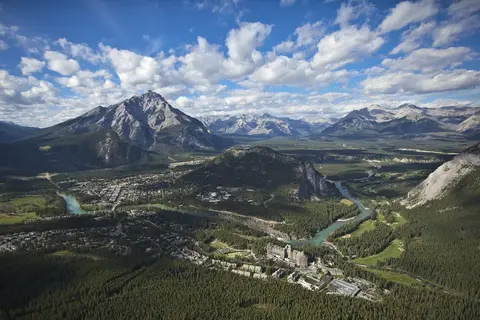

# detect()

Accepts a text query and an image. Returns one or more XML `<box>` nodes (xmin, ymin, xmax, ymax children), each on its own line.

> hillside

<box><xmin>402</xmin><ymin>142</ymin><xmax>480</xmax><ymax>208</ymax></box>
<box><xmin>0</xmin><ymin>130</ymin><xmax>158</xmax><ymax>174</ymax></box>
<box><xmin>183</xmin><ymin>146</ymin><xmax>336</xmax><ymax>199</ymax></box>
<box><xmin>0</xmin><ymin>121</ymin><xmax>39</xmax><ymax>143</ymax></box>
<box><xmin>393</xmin><ymin>143</ymin><xmax>480</xmax><ymax>296</ymax></box>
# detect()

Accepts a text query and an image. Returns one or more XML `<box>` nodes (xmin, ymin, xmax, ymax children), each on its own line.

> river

<box><xmin>57</xmin><ymin>192</ymin><xmax>85</xmax><ymax>215</ymax></box>
<box><xmin>290</xmin><ymin>181</ymin><xmax>373</xmax><ymax>246</ymax></box>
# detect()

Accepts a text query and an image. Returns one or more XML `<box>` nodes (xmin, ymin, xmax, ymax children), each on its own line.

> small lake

<box><xmin>290</xmin><ymin>181</ymin><xmax>373</xmax><ymax>246</ymax></box>
<box><xmin>57</xmin><ymin>192</ymin><xmax>85</xmax><ymax>215</ymax></box>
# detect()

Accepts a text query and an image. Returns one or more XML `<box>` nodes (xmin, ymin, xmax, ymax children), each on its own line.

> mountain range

<box><xmin>0</xmin><ymin>91</ymin><xmax>479</xmax><ymax>173</ymax></box>
<box><xmin>199</xmin><ymin>114</ymin><xmax>334</xmax><ymax>137</ymax></box>
<box><xmin>321</xmin><ymin>104</ymin><xmax>479</xmax><ymax>138</ymax></box>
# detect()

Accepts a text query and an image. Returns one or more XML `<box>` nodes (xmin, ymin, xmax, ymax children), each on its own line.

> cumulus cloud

<box><xmin>56</xmin><ymin>38</ymin><xmax>104</xmax><ymax>64</ymax></box>
<box><xmin>294</xmin><ymin>21</ymin><xmax>325</xmax><ymax>47</ymax></box>
<box><xmin>273</xmin><ymin>21</ymin><xmax>324</xmax><ymax>53</ymax></box>
<box><xmin>433</xmin><ymin>14</ymin><xmax>480</xmax><ymax>47</ymax></box>
<box><xmin>334</xmin><ymin>0</ymin><xmax>375</xmax><ymax>28</ymax></box>
<box><xmin>19</xmin><ymin>57</ymin><xmax>46</xmax><ymax>75</ymax></box>
<box><xmin>390</xmin><ymin>21</ymin><xmax>436</xmax><ymax>54</ymax></box>
<box><xmin>44</xmin><ymin>51</ymin><xmax>80</xmax><ymax>75</ymax></box>
<box><xmin>223</xmin><ymin>22</ymin><xmax>273</xmax><ymax>78</ymax></box>
<box><xmin>382</xmin><ymin>47</ymin><xmax>474</xmax><ymax>73</ymax></box>
<box><xmin>247</xmin><ymin>55</ymin><xmax>351</xmax><ymax>87</ymax></box>
<box><xmin>311</xmin><ymin>25</ymin><xmax>384</xmax><ymax>70</ymax></box>
<box><xmin>362</xmin><ymin>69</ymin><xmax>480</xmax><ymax>95</ymax></box>
<box><xmin>378</xmin><ymin>0</ymin><xmax>438</xmax><ymax>33</ymax></box>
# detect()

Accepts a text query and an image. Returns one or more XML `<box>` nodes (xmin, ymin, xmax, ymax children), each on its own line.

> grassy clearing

<box><xmin>340</xmin><ymin>199</ymin><xmax>354</xmax><ymax>206</ymax></box>
<box><xmin>377</xmin><ymin>212</ymin><xmax>385</xmax><ymax>223</ymax></box>
<box><xmin>39</xmin><ymin>145</ymin><xmax>52</xmax><ymax>151</ymax></box>
<box><xmin>360</xmin><ymin>267</ymin><xmax>420</xmax><ymax>286</ymax></box>
<box><xmin>225</xmin><ymin>251</ymin><xmax>250</xmax><ymax>259</ymax></box>
<box><xmin>353</xmin><ymin>239</ymin><xmax>404</xmax><ymax>266</ymax></box>
<box><xmin>209</xmin><ymin>239</ymin><xmax>230</xmax><ymax>250</ymax></box>
<box><xmin>391</xmin><ymin>212</ymin><xmax>406</xmax><ymax>229</ymax></box>
<box><xmin>0</xmin><ymin>212</ymin><xmax>37</xmax><ymax>225</ymax></box>
<box><xmin>348</xmin><ymin>220</ymin><xmax>376</xmax><ymax>238</ymax></box>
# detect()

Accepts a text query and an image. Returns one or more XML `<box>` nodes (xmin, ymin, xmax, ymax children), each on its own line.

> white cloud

<box><xmin>56</xmin><ymin>69</ymin><xmax>112</xmax><ymax>93</ymax></box>
<box><xmin>362</xmin><ymin>69</ymin><xmax>480</xmax><ymax>94</ymax></box>
<box><xmin>390</xmin><ymin>21</ymin><xmax>436</xmax><ymax>54</ymax></box>
<box><xmin>382</xmin><ymin>47</ymin><xmax>474</xmax><ymax>73</ymax></box>
<box><xmin>294</xmin><ymin>21</ymin><xmax>324</xmax><ymax>47</ymax></box>
<box><xmin>378</xmin><ymin>0</ymin><xmax>438</xmax><ymax>33</ymax></box>
<box><xmin>334</xmin><ymin>0</ymin><xmax>375</xmax><ymax>28</ymax></box>
<box><xmin>0</xmin><ymin>69</ymin><xmax>59</xmax><ymax>126</ymax></box>
<box><xmin>433</xmin><ymin>14</ymin><xmax>480</xmax><ymax>47</ymax></box>
<box><xmin>272</xmin><ymin>21</ymin><xmax>324</xmax><ymax>54</ymax></box>
<box><xmin>56</xmin><ymin>38</ymin><xmax>104</xmax><ymax>64</ymax></box>
<box><xmin>0</xmin><ymin>39</ymin><xmax>8</xmax><ymax>51</ymax></box>
<box><xmin>273</xmin><ymin>40</ymin><xmax>295</xmax><ymax>53</ymax></box>
<box><xmin>311</xmin><ymin>25</ymin><xmax>384</xmax><ymax>70</ymax></box>
<box><xmin>19</xmin><ymin>57</ymin><xmax>46</xmax><ymax>75</ymax></box>
<box><xmin>44</xmin><ymin>51</ymin><xmax>80</xmax><ymax>75</ymax></box>
<box><xmin>447</xmin><ymin>0</ymin><xmax>480</xmax><ymax>19</ymax></box>
<box><xmin>248</xmin><ymin>55</ymin><xmax>350</xmax><ymax>87</ymax></box>
<box><xmin>280</xmin><ymin>0</ymin><xmax>296</xmax><ymax>7</ymax></box>
<box><xmin>223</xmin><ymin>22</ymin><xmax>273</xmax><ymax>78</ymax></box>
<box><xmin>179</xmin><ymin>37</ymin><xmax>225</xmax><ymax>84</ymax></box>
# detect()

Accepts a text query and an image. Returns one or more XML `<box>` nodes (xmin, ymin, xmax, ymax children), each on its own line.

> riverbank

<box><xmin>290</xmin><ymin>181</ymin><xmax>373</xmax><ymax>246</ymax></box>
<box><xmin>56</xmin><ymin>192</ymin><xmax>85</xmax><ymax>215</ymax></box>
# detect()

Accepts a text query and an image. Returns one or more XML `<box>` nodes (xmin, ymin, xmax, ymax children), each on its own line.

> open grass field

<box><xmin>353</xmin><ymin>239</ymin><xmax>404</xmax><ymax>265</ymax></box>
<box><xmin>391</xmin><ymin>212</ymin><xmax>406</xmax><ymax>229</ymax></box>
<box><xmin>51</xmin><ymin>250</ymin><xmax>104</xmax><ymax>260</ymax></box>
<box><xmin>209</xmin><ymin>239</ymin><xmax>230</xmax><ymax>250</ymax></box>
<box><xmin>39</xmin><ymin>145</ymin><xmax>52</xmax><ymax>151</ymax></box>
<box><xmin>0</xmin><ymin>212</ymin><xmax>37</xmax><ymax>225</ymax></box>
<box><xmin>360</xmin><ymin>267</ymin><xmax>420</xmax><ymax>286</ymax></box>
<box><xmin>225</xmin><ymin>251</ymin><xmax>250</xmax><ymax>259</ymax></box>
<box><xmin>348</xmin><ymin>220</ymin><xmax>376</xmax><ymax>238</ymax></box>
<box><xmin>340</xmin><ymin>199</ymin><xmax>354</xmax><ymax>206</ymax></box>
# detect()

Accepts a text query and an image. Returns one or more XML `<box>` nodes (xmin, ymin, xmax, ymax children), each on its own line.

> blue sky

<box><xmin>0</xmin><ymin>0</ymin><xmax>479</xmax><ymax>127</ymax></box>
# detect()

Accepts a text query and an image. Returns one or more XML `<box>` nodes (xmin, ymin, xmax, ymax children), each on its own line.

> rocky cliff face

<box><xmin>402</xmin><ymin>142</ymin><xmax>480</xmax><ymax>208</ymax></box>
<box><xmin>296</xmin><ymin>161</ymin><xmax>331</xmax><ymax>199</ymax></box>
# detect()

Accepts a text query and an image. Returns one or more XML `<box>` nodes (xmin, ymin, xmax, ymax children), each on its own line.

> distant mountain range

<box><xmin>0</xmin><ymin>121</ymin><xmax>39</xmax><ymax>143</ymax></box>
<box><xmin>321</xmin><ymin>104</ymin><xmax>479</xmax><ymax>138</ymax></box>
<box><xmin>200</xmin><ymin>104</ymin><xmax>479</xmax><ymax>139</ymax></box>
<box><xmin>199</xmin><ymin>114</ymin><xmax>335</xmax><ymax>137</ymax></box>
<box><xmin>0</xmin><ymin>92</ymin><xmax>478</xmax><ymax>174</ymax></box>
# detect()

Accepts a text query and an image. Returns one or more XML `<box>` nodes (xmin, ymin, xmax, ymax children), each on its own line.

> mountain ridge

<box><xmin>183</xmin><ymin>146</ymin><xmax>336</xmax><ymax>200</ymax></box>
<box><xmin>402</xmin><ymin>141</ymin><xmax>480</xmax><ymax>208</ymax></box>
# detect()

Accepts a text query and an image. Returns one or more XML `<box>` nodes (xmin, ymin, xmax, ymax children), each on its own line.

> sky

<box><xmin>0</xmin><ymin>0</ymin><xmax>479</xmax><ymax>127</ymax></box>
